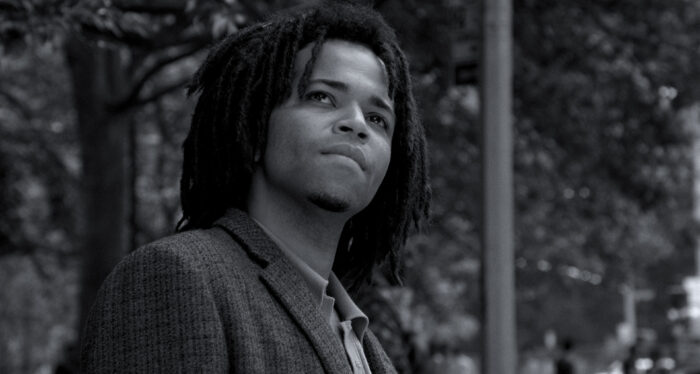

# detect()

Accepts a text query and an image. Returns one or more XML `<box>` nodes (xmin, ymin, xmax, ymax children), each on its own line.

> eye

<box><xmin>367</xmin><ymin>114</ymin><xmax>389</xmax><ymax>130</ymax></box>
<box><xmin>305</xmin><ymin>91</ymin><xmax>333</xmax><ymax>105</ymax></box>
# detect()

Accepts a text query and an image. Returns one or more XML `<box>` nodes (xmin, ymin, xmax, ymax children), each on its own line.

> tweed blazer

<box><xmin>81</xmin><ymin>208</ymin><xmax>396</xmax><ymax>373</ymax></box>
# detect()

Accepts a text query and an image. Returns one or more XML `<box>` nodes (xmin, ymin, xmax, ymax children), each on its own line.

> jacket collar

<box><xmin>213</xmin><ymin>208</ymin><xmax>280</xmax><ymax>266</ymax></box>
<box><xmin>213</xmin><ymin>208</ymin><xmax>353</xmax><ymax>374</ymax></box>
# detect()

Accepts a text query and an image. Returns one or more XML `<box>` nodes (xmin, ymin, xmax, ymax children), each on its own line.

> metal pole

<box><xmin>693</xmin><ymin>112</ymin><xmax>700</xmax><ymax>275</ymax></box>
<box><xmin>481</xmin><ymin>0</ymin><xmax>515</xmax><ymax>373</ymax></box>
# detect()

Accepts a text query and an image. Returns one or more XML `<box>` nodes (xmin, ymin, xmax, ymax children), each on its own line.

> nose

<box><xmin>333</xmin><ymin>104</ymin><xmax>368</xmax><ymax>141</ymax></box>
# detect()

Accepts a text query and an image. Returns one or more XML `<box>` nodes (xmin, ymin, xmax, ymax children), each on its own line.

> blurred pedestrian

<box><xmin>623</xmin><ymin>345</ymin><xmax>638</xmax><ymax>374</ymax></box>
<box><xmin>80</xmin><ymin>1</ymin><xmax>430</xmax><ymax>373</ymax></box>
<box><xmin>555</xmin><ymin>338</ymin><xmax>576</xmax><ymax>374</ymax></box>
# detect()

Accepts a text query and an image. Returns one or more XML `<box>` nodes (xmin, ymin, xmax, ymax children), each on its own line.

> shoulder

<box><xmin>82</xmin><ymin>227</ymin><xmax>235</xmax><ymax>372</ymax></box>
<box><xmin>97</xmin><ymin>226</ymin><xmax>254</xmax><ymax>301</ymax></box>
<box><xmin>86</xmin><ymin>226</ymin><xmax>255</xmax><ymax>332</ymax></box>
<box><xmin>120</xmin><ymin>226</ymin><xmax>244</xmax><ymax>272</ymax></box>
<box><xmin>139</xmin><ymin>226</ymin><xmax>236</xmax><ymax>258</ymax></box>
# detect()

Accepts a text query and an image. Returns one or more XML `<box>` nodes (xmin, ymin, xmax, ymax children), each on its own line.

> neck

<box><xmin>247</xmin><ymin>179</ymin><xmax>349</xmax><ymax>279</ymax></box>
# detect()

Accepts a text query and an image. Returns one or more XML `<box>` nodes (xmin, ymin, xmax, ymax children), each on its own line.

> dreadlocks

<box><xmin>179</xmin><ymin>1</ymin><xmax>430</xmax><ymax>290</ymax></box>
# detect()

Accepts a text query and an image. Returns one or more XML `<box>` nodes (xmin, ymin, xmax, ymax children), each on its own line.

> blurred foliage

<box><xmin>2</xmin><ymin>0</ymin><xmax>700</xmax><ymax>373</ymax></box>
<box><xmin>512</xmin><ymin>0</ymin><xmax>700</xmax><ymax>348</ymax></box>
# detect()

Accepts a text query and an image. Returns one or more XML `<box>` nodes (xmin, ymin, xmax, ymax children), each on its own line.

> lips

<box><xmin>321</xmin><ymin>144</ymin><xmax>368</xmax><ymax>171</ymax></box>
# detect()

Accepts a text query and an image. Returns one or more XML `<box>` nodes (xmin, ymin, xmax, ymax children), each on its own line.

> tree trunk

<box><xmin>65</xmin><ymin>34</ymin><xmax>132</xmax><ymax>349</ymax></box>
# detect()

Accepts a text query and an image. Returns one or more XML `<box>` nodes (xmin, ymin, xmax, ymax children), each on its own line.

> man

<box><xmin>81</xmin><ymin>2</ymin><xmax>429</xmax><ymax>373</ymax></box>
<box><xmin>555</xmin><ymin>338</ymin><xmax>576</xmax><ymax>374</ymax></box>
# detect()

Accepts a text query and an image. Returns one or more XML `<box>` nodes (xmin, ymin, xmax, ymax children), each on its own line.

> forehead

<box><xmin>293</xmin><ymin>39</ymin><xmax>390</xmax><ymax>91</ymax></box>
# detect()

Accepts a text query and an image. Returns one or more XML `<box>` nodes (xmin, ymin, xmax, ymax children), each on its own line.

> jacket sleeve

<box><xmin>80</xmin><ymin>244</ymin><xmax>229</xmax><ymax>373</ymax></box>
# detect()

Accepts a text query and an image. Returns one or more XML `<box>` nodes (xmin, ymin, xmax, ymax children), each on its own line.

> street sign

<box><xmin>451</xmin><ymin>38</ymin><xmax>478</xmax><ymax>86</ymax></box>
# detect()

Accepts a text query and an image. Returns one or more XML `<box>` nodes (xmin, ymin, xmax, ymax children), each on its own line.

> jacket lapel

<box><xmin>214</xmin><ymin>209</ymin><xmax>352</xmax><ymax>374</ymax></box>
<box><xmin>260</xmin><ymin>260</ymin><xmax>351</xmax><ymax>374</ymax></box>
<box><xmin>363</xmin><ymin>330</ymin><xmax>398</xmax><ymax>374</ymax></box>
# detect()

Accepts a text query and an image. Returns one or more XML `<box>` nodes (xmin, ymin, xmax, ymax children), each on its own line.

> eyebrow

<box><xmin>309</xmin><ymin>78</ymin><xmax>395</xmax><ymax>115</ymax></box>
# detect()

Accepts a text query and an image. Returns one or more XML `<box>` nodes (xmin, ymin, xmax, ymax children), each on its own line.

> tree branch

<box><xmin>28</xmin><ymin>252</ymin><xmax>51</xmax><ymax>280</ymax></box>
<box><xmin>0</xmin><ymin>87</ymin><xmax>33</xmax><ymax>120</ymax></box>
<box><xmin>373</xmin><ymin>0</ymin><xmax>390</xmax><ymax>8</ymax></box>
<box><xmin>145</xmin><ymin>29</ymin><xmax>213</xmax><ymax>50</ymax></box>
<box><xmin>236</xmin><ymin>0</ymin><xmax>265</xmax><ymax>22</ymax></box>
<box><xmin>128</xmin><ymin>78</ymin><xmax>190</xmax><ymax>109</ymax></box>
<box><xmin>112</xmin><ymin>0</ymin><xmax>188</xmax><ymax>14</ymax></box>
<box><xmin>113</xmin><ymin>41</ymin><xmax>206</xmax><ymax>110</ymax></box>
<box><xmin>153</xmin><ymin>99</ymin><xmax>177</xmax><ymax>147</ymax></box>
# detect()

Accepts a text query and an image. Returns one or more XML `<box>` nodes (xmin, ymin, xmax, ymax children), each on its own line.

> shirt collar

<box><xmin>328</xmin><ymin>272</ymin><xmax>369</xmax><ymax>340</ymax></box>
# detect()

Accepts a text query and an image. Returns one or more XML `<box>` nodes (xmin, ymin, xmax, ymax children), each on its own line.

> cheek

<box><xmin>263</xmin><ymin>117</ymin><xmax>319</xmax><ymax>175</ymax></box>
<box><xmin>374</xmin><ymin>142</ymin><xmax>392</xmax><ymax>180</ymax></box>
<box><xmin>266</xmin><ymin>114</ymin><xmax>300</xmax><ymax>157</ymax></box>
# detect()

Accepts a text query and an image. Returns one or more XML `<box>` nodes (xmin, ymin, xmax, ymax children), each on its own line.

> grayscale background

<box><xmin>1</xmin><ymin>0</ymin><xmax>699</xmax><ymax>373</ymax></box>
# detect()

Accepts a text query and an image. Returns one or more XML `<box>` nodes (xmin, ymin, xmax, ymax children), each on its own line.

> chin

<box><xmin>307</xmin><ymin>192</ymin><xmax>353</xmax><ymax>213</ymax></box>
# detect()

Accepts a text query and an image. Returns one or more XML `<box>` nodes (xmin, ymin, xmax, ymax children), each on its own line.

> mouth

<box><xmin>321</xmin><ymin>144</ymin><xmax>367</xmax><ymax>171</ymax></box>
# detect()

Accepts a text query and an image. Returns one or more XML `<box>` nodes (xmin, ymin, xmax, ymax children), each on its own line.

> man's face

<box><xmin>253</xmin><ymin>39</ymin><xmax>394</xmax><ymax>215</ymax></box>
